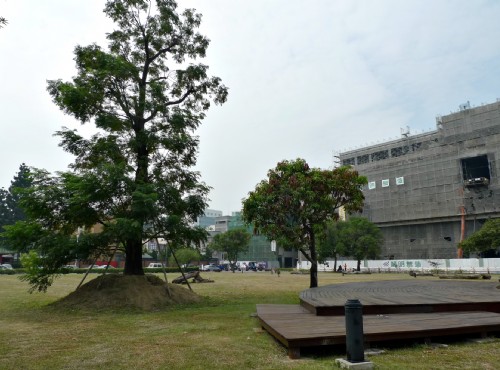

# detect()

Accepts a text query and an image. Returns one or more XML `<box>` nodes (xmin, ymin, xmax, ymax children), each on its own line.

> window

<box><xmin>342</xmin><ymin>157</ymin><xmax>355</xmax><ymax>166</ymax></box>
<box><xmin>391</xmin><ymin>146</ymin><xmax>410</xmax><ymax>158</ymax></box>
<box><xmin>461</xmin><ymin>155</ymin><xmax>490</xmax><ymax>187</ymax></box>
<box><xmin>371</xmin><ymin>150</ymin><xmax>389</xmax><ymax>162</ymax></box>
<box><xmin>357</xmin><ymin>154</ymin><xmax>369</xmax><ymax>164</ymax></box>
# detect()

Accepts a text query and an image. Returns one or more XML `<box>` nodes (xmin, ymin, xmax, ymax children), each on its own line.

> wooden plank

<box><xmin>256</xmin><ymin>304</ymin><xmax>500</xmax><ymax>358</ymax></box>
<box><xmin>300</xmin><ymin>280</ymin><xmax>500</xmax><ymax>315</ymax></box>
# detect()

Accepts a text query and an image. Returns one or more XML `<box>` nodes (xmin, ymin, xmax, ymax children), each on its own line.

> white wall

<box><xmin>298</xmin><ymin>258</ymin><xmax>500</xmax><ymax>274</ymax></box>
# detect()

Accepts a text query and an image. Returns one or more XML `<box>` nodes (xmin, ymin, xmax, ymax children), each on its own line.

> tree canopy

<box><xmin>317</xmin><ymin>220</ymin><xmax>345</xmax><ymax>270</ymax></box>
<box><xmin>459</xmin><ymin>218</ymin><xmax>500</xmax><ymax>257</ymax></box>
<box><xmin>209</xmin><ymin>228</ymin><xmax>251</xmax><ymax>272</ymax></box>
<box><xmin>0</xmin><ymin>164</ymin><xmax>32</xmax><ymax>247</ymax></box>
<box><xmin>322</xmin><ymin>217</ymin><xmax>382</xmax><ymax>271</ymax></box>
<box><xmin>242</xmin><ymin>158</ymin><xmax>366</xmax><ymax>287</ymax></box>
<box><xmin>2</xmin><ymin>0</ymin><xmax>227</xmax><ymax>292</ymax></box>
<box><xmin>174</xmin><ymin>247</ymin><xmax>201</xmax><ymax>266</ymax></box>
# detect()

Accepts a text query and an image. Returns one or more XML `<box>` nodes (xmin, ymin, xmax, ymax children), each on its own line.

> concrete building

<box><xmin>338</xmin><ymin>100</ymin><xmax>500</xmax><ymax>259</ymax></box>
<box><xmin>207</xmin><ymin>211</ymin><xmax>298</xmax><ymax>268</ymax></box>
<box><xmin>196</xmin><ymin>208</ymin><xmax>223</xmax><ymax>229</ymax></box>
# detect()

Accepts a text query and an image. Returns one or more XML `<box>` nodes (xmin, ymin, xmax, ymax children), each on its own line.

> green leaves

<box><xmin>242</xmin><ymin>159</ymin><xmax>367</xmax><ymax>247</ymax></box>
<box><xmin>242</xmin><ymin>158</ymin><xmax>367</xmax><ymax>286</ymax></box>
<box><xmin>0</xmin><ymin>163</ymin><xmax>32</xmax><ymax>237</ymax></box>
<box><xmin>209</xmin><ymin>228</ymin><xmax>251</xmax><ymax>264</ymax></box>
<box><xmin>5</xmin><ymin>0</ymin><xmax>227</xmax><ymax>287</ymax></box>
<box><xmin>460</xmin><ymin>218</ymin><xmax>500</xmax><ymax>255</ymax></box>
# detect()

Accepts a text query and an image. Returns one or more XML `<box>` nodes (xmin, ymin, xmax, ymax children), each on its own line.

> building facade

<box><xmin>206</xmin><ymin>211</ymin><xmax>298</xmax><ymax>268</ymax></box>
<box><xmin>338</xmin><ymin>100</ymin><xmax>500</xmax><ymax>259</ymax></box>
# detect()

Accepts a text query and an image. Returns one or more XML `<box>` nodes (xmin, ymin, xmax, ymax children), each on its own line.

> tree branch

<box><xmin>165</xmin><ymin>88</ymin><xmax>195</xmax><ymax>107</ymax></box>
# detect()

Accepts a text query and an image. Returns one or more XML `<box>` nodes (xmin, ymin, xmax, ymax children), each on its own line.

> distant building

<box><xmin>206</xmin><ymin>211</ymin><xmax>299</xmax><ymax>268</ymax></box>
<box><xmin>338</xmin><ymin>100</ymin><xmax>500</xmax><ymax>259</ymax></box>
<box><xmin>196</xmin><ymin>209</ymin><xmax>223</xmax><ymax>229</ymax></box>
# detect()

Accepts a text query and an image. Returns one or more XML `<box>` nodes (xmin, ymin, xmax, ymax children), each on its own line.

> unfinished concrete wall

<box><xmin>339</xmin><ymin>101</ymin><xmax>500</xmax><ymax>259</ymax></box>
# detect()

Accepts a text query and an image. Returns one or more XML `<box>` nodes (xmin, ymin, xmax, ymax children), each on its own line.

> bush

<box><xmin>0</xmin><ymin>268</ymin><xmax>17</xmax><ymax>275</ymax></box>
<box><xmin>58</xmin><ymin>266</ymin><xmax>200</xmax><ymax>274</ymax></box>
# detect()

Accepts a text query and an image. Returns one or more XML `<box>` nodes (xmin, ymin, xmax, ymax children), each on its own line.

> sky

<box><xmin>1</xmin><ymin>0</ymin><xmax>500</xmax><ymax>215</ymax></box>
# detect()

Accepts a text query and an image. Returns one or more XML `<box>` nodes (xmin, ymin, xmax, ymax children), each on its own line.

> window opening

<box><xmin>461</xmin><ymin>155</ymin><xmax>490</xmax><ymax>187</ymax></box>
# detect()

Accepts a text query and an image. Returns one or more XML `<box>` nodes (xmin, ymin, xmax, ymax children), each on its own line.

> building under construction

<box><xmin>338</xmin><ymin>100</ymin><xmax>500</xmax><ymax>259</ymax></box>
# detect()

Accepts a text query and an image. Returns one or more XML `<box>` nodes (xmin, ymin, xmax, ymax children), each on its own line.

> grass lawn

<box><xmin>0</xmin><ymin>271</ymin><xmax>499</xmax><ymax>369</ymax></box>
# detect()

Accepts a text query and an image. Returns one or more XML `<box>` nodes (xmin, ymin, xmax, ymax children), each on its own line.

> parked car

<box><xmin>203</xmin><ymin>265</ymin><xmax>222</xmax><ymax>272</ymax></box>
<box><xmin>63</xmin><ymin>264</ymin><xmax>78</xmax><ymax>269</ymax></box>
<box><xmin>1</xmin><ymin>263</ymin><xmax>13</xmax><ymax>269</ymax></box>
<box><xmin>245</xmin><ymin>261</ymin><xmax>267</xmax><ymax>271</ymax></box>
<box><xmin>147</xmin><ymin>263</ymin><xmax>164</xmax><ymax>268</ymax></box>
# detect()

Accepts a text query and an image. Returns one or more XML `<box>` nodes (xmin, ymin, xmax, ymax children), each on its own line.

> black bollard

<box><xmin>344</xmin><ymin>299</ymin><xmax>365</xmax><ymax>363</ymax></box>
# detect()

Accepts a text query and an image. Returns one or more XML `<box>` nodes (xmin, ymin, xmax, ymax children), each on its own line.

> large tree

<box><xmin>209</xmin><ymin>228</ymin><xmax>251</xmax><ymax>272</ymax></box>
<box><xmin>242</xmin><ymin>159</ymin><xmax>366</xmax><ymax>288</ymax></box>
<box><xmin>0</xmin><ymin>163</ymin><xmax>32</xmax><ymax>246</ymax></box>
<box><xmin>332</xmin><ymin>217</ymin><xmax>382</xmax><ymax>271</ymax></box>
<box><xmin>3</xmin><ymin>0</ymin><xmax>227</xmax><ymax>292</ymax></box>
<box><xmin>459</xmin><ymin>218</ymin><xmax>500</xmax><ymax>257</ymax></box>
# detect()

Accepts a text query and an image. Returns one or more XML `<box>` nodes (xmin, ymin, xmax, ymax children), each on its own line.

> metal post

<box><xmin>345</xmin><ymin>299</ymin><xmax>365</xmax><ymax>362</ymax></box>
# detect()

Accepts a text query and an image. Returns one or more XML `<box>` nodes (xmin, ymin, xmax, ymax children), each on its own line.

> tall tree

<box><xmin>3</xmin><ymin>0</ymin><xmax>227</xmax><ymax>292</ymax></box>
<box><xmin>459</xmin><ymin>218</ymin><xmax>500</xmax><ymax>257</ymax></box>
<box><xmin>242</xmin><ymin>159</ymin><xmax>366</xmax><ymax>288</ymax></box>
<box><xmin>334</xmin><ymin>217</ymin><xmax>382</xmax><ymax>271</ymax></box>
<box><xmin>0</xmin><ymin>164</ymin><xmax>32</xmax><ymax>245</ymax></box>
<box><xmin>209</xmin><ymin>228</ymin><xmax>251</xmax><ymax>272</ymax></box>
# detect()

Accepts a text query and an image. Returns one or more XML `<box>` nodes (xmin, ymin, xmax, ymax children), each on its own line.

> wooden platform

<box><xmin>300</xmin><ymin>280</ymin><xmax>500</xmax><ymax>315</ymax></box>
<box><xmin>256</xmin><ymin>280</ymin><xmax>500</xmax><ymax>358</ymax></box>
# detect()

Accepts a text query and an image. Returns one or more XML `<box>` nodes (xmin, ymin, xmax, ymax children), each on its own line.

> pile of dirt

<box><xmin>52</xmin><ymin>274</ymin><xmax>202</xmax><ymax>311</ymax></box>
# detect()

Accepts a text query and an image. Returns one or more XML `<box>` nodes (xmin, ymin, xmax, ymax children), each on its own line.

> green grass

<box><xmin>0</xmin><ymin>272</ymin><xmax>499</xmax><ymax>369</ymax></box>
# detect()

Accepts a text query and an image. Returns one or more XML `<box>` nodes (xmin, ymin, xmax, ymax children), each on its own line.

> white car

<box><xmin>147</xmin><ymin>263</ymin><xmax>164</xmax><ymax>268</ymax></box>
<box><xmin>0</xmin><ymin>263</ymin><xmax>13</xmax><ymax>269</ymax></box>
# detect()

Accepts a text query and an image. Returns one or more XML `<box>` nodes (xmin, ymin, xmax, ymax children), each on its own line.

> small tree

<box><xmin>0</xmin><ymin>17</ymin><xmax>7</xmax><ymax>28</ymax></box>
<box><xmin>175</xmin><ymin>247</ymin><xmax>201</xmax><ymax>266</ymax></box>
<box><xmin>459</xmin><ymin>218</ymin><xmax>500</xmax><ymax>257</ymax></box>
<box><xmin>336</xmin><ymin>217</ymin><xmax>382</xmax><ymax>271</ymax></box>
<box><xmin>317</xmin><ymin>221</ymin><xmax>347</xmax><ymax>271</ymax></box>
<box><xmin>242</xmin><ymin>159</ymin><xmax>366</xmax><ymax>288</ymax></box>
<box><xmin>0</xmin><ymin>164</ymin><xmax>32</xmax><ymax>247</ymax></box>
<box><xmin>209</xmin><ymin>228</ymin><xmax>251</xmax><ymax>272</ymax></box>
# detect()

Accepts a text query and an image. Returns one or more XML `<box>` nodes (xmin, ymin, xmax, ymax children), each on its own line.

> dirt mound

<box><xmin>52</xmin><ymin>274</ymin><xmax>202</xmax><ymax>311</ymax></box>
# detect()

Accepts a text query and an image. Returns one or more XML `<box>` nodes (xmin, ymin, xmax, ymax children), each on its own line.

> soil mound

<box><xmin>53</xmin><ymin>274</ymin><xmax>202</xmax><ymax>311</ymax></box>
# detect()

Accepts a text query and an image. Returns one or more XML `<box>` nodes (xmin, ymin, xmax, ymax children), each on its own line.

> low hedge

<box><xmin>0</xmin><ymin>266</ymin><xmax>200</xmax><ymax>275</ymax></box>
<box><xmin>61</xmin><ymin>266</ymin><xmax>200</xmax><ymax>274</ymax></box>
<box><xmin>0</xmin><ymin>269</ymin><xmax>17</xmax><ymax>275</ymax></box>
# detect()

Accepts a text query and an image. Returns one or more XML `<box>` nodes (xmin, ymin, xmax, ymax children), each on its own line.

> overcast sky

<box><xmin>1</xmin><ymin>0</ymin><xmax>500</xmax><ymax>214</ymax></box>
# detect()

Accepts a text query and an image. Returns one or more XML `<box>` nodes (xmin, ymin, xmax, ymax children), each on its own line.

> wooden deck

<box><xmin>300</xmin><ymin>280</ymin><xmax>500</xmax><ymax>315</ymax></box>
<box><xmin>256</xmin><ymin>280</ymin><xmax>500</xmax><ymax>358</ymax></box>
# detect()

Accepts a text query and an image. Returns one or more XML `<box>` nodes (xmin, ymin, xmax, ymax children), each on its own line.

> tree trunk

<box><xmin>309</xmin><ymin>227</ymin><xmax>318</xmax><ymax>288</ymax></box>
<box><xmin>124</xmin><ymin>238</ymin><xmax>145</xmax><ymax>275</ymax></box>
<box><xmin>356</xmin><ymin>259</ymin><xmax>361</xmax><ymax>271</ymax></box>
<box><xmin>310</xmin><ymin>260</ymin><xmax>318</xmax><ymax>288</ymax></box>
